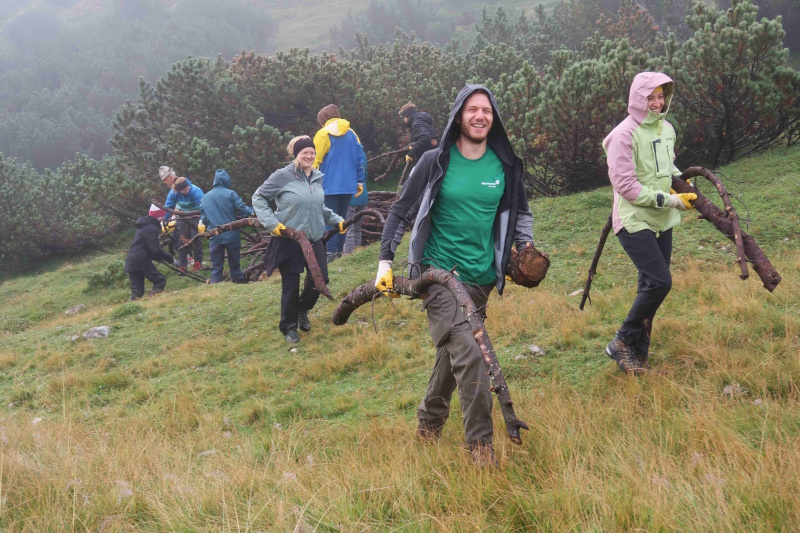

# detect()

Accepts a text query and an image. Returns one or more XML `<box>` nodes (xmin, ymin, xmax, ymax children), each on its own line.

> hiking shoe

<box><xmin>469</xmin><ymin>442</ymin><xmax>499</xmax><ymax>469</ymax></box>
<box><xmin>178</xmin><ymin>266</ymin><xmax>187</xmax><ymax>276</ymax></box>
<box><xmin>297</xmin><ymin>310</ymin><xmax>311</xmax><ymax>332</ymax></box>
<box><xmin>129</xmin><ymin>293</ymin><xmax>142</xmax><ymax>301</ymax></box>
<box><xmin>147</xmin><ymin>288</ymin><xmax>163</xmax><ymax>297</ymax></box>
<box><xmin>284</xmin><ymin>330</ymin><xmax>300</xmax><ymax>344</ymax></box>
<box><xmin>606</xmin><ymin>337</ymin><xmax>645</xmax><ymax>375</ymax></box>
<box><xmin>416</xmin><ymin>418</ymin><xmax>445</xmax><ymax>442</ymax></box>
<box><xmin>193</xmin><ymin>262</ymin><xmax>202</xmax><ymax>273</ymax></box>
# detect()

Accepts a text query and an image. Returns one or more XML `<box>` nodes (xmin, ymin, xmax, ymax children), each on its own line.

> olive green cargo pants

<box><xmin>418</xmin><ymin>282</ymin><xmax>495</xmax><ymax>446</ymax></box>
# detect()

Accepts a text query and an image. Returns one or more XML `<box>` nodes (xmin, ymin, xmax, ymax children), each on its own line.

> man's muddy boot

<box><xmin>416</xmin><ymin>418</ymin><xmax>445</xmax><ymax>442</ymax></box>
<box><xmin>469</xmin><ymin>442</ymin><xmax>499</xmax><ymax>468</ymax></box>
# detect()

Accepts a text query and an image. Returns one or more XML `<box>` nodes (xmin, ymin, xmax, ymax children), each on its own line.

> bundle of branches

<box><xmin>332</xmin><ymin>268</ymin><xmax>530</xmax><ymax>445</ymax></box>
<box><xmin>579</xmin><ymin>167</ymin><xmax>781</xmax><ymax>310</ymax></box>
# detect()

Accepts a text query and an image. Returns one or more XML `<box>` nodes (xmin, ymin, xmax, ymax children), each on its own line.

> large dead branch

<box><xmin>332</xmin><ymin>269</ymin><xmax>530</xmax><ymax>445</ymax></box>
<box><xmin>179</xmin><ymin>218</ymin><xmax>262</xmax><ymax>249</ymax></box>
<box><xmin>674</xmin><ymin>167</ymin><xmax>780</xmax><ymax>290</ymax></box>
<box><xmin>579</xmin><ymin>168</ymin><xmax>780</xmax><ymax>311</ymax></box>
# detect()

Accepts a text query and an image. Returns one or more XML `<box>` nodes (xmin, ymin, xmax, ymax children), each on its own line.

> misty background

<box><xmin>1</xmin><ymin>0</ymin><xmax>796</xmax><ymax>172</ymax></box>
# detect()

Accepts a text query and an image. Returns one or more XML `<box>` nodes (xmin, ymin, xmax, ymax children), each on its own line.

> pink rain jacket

<box><xmin>603</xmin><ymin>72</ymin><xmax>683</xmax><ymax>235</ymax></box>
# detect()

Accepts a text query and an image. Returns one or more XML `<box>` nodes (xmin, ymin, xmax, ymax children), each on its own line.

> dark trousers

<box><xmin>209</xmin><ymin>240</ymin><xmax>242</xmax><ymax>283</ymax></box>
<box><xmin>278</xmin><ymin>239</ymin><xmax>328</xmax><ymax>333</ymax></box>
<box><xmin>418</xmin><ymin>282</ymin><xmax>495</xmax><ymax>446</ymax></box>
<box><xmin>616</xmin><ymin>228</ymin><xmax>673</xmax><ymax>349</ymax></box>
<box><xmin>128</xmin><ymin>262</ymin><xmax>166</xmax><ymax>298</ymax></box>
<box><xmin>176</xmin><ymin>219</ymin><xmax>203</xmax><ymax>267</ymax></box>
<box><xmin>324</xmin><ymin>194</ymin><xmax>351</xmax><ymax>255</ymax></box>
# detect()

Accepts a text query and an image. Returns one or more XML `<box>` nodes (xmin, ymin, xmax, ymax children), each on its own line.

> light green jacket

<box><xmin>603</xmin><ymin>72</ymin><xmax>682</xmax><ymax>235</ymax></box>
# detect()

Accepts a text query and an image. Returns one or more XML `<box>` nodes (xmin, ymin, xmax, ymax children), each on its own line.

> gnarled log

<box><xmin>674</xmin><ymin>168</ymin><xmax>780</xmax><ymax>291</ymax></box>
<box><xmin>321</xmin><ymin>208</ymin><xmax>386</xmax><ymax>244</ymax></box>
<box><xmin>332</xmin><ymin>269</ymin><xmax>530</xmax><ymax>445</ymax></box>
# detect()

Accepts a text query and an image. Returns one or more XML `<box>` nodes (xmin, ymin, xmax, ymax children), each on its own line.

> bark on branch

<box><xmin>332</xmin><ymin>269</ymin><xmax>530</xmax><ymax>445</ymax></box>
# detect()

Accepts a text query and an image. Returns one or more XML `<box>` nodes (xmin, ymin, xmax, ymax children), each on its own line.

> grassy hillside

<box><xmin>0</xmin><ymin>146</ymin><xmax>798</xmax><ymax>530</ymax></box>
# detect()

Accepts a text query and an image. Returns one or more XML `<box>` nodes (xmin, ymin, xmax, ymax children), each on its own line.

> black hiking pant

<box><xmin>277</xmin><ymin>239</ymin><xmax>328</xmax><ymax>334</ymax></box>
<box><xmin>128</xmin><ymin>262</ymin><xmax>166</xmax><ymax>299</ymax></box>
<box><xmin>616</xmin><ymin>227</ymin><xmax>672</xmax><ymax>350</ymax></box>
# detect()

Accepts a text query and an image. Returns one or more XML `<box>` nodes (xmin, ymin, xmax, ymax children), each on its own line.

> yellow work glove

<box><xmin>271</xmin><ymin>222</ymin><xmax>287</xmax><ymax>236</ymax></box>
<box><xmin>667</xmin><ymin>192</ymin><xmax>697</xmax><ymax>211</ymax></box>
<box><xmin>375</xmin><ymin>260</ymin><xmax>398</xmax><ymax>297</ymax></box>
<box><xmin>338</xmin><ymin>221</ymin><xmax>347</xmax><ymax>234</ymax></box>
<box><xmin>197</xmin><ymin>221</ymin><xmax>205</xmax><ymax>233</ymax></box>
<box><xmin>405</xmin><ymin>155</ymin><xmax>413</xmax><ymax>163</ymax></box>
<box><xmin>163</xmin><ymin>220</ymin><xmax>176</xmax><ymax>234</ymax></box>
<box><xmin>355</xmin><ymin>183</ymin><xmax>364</xmax><ymax>197</ymax></box>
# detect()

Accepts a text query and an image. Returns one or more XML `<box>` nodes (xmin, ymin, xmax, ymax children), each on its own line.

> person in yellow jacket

<box><xmin>312</xmin><ymin>104</ymin><xmax>365</xmax><ymax>262</ymax></box>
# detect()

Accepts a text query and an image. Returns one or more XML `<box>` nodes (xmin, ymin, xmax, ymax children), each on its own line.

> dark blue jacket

<box><xmin>201</xmin><ymin>170</ymin><xmax>254</xmax><ymax>246</ymax></box>
<box><xmin>165</xmin><ymin>178</ymin><xmax>204</xmax><ymax>212</ymax></box>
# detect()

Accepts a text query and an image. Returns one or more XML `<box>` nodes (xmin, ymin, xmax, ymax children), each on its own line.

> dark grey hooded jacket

<box><xmin>379</xmin><ymin>84</ymin><xmax>534</xmax><ymax>294</ymax></box>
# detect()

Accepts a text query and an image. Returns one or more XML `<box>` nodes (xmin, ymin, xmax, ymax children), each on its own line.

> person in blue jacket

<box><xmin>200</xmin><ymin>169</ymin><xmax>254</xmax><ymax>283</ymax></box>
<box><xmin>165</xmin><ymin>176</ymin><xmax>204</xmax><ymax>273</ymax></box>
<box><xmin>312</xmin><ymin>104</ymin><xmax>365</xmax><ymax>261</ymax></box>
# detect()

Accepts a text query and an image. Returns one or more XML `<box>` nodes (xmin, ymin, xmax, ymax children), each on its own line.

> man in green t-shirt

<box><xmin>375</xmin><ymin>85</ymin><xmax>535</xmax><ymax>467</ymax></box>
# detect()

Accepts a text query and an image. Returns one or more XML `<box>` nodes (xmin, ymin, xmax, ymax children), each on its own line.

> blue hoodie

<box><xmin>165</xmin><ymin>178</ymin><xmax>204</xmax><ymax>212</ymax></box>
<box><xmin>200</xmin><ymin>169</ymin><xmax>254</xmax><ymax>246</ymax></box>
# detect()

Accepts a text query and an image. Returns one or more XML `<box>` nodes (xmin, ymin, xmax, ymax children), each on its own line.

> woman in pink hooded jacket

<box><xmin>602</xmin><ymin>72</ymin><xmax>697</xmax><ymax>374</ymax></box>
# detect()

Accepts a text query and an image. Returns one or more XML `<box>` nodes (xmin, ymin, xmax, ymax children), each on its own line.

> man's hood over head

<box><xmin>440</xmin><ymin>84</ymin><xmax>515</xmax><ymax>165</ymax></box>
<box><xmin>214</xmin><ymin>169</ymin><xmax>231</xmax><ymax>188</ymax></box>
<box><xmin>628</xmin><ymin>72</ymin><xmax>674</xmax><ymax>123</ymax></box>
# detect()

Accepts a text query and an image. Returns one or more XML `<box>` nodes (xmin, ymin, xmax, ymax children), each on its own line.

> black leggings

<box><xmin>277</xmin><ymin>239</ymin><xmax>328</xmax><ymax>333</ymax></box>
<box><xmin>616</xmin><ymin>228</ymin><xmax>672</xmax><ymax>347</ymax></box>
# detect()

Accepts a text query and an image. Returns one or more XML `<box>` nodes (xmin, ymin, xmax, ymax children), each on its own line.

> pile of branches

<box><xmin>363</xmin><ymin>190</ymin><xmax>398</xmax><ymax>245</ymax></box>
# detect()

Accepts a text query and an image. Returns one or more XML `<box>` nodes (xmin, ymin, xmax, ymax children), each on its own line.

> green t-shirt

<box><xmin>422</xmin><ymin>144</ymin><xmax>505</xmax><ymax>285</ymax></box>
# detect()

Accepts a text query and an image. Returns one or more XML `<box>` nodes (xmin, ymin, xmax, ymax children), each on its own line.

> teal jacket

<box><xmin>201</xmin><ymin>169</ymin><xmax>254</xmax><ymax>246</ymax></box>
<box><xmin>253</xmin><ymin>163</ymin><xmax>344</xmax><ymax>242</ymax></box>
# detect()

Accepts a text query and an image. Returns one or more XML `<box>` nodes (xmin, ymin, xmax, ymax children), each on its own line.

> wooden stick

<box><xmin>579</xmin><ymin>215</ymin><xmax>613</xmax><ymax>310</ymax></box>
<box><xmin>321</xmin><ymin>208</ymin><xmax>386</xmax><ymax>244</ymax></box>
<box><xmin>367</xmin><ymin>147</ymin><xmax>410</xmax><ymax>164</ymax></box>
<box><xmin>151</xmin><ymin>200</ymin><xmax>201</xmax><ymax>217</ymax></box>
<box><xmin>332</xmin><ymin>269</ymin><xmax>530</xmax><ymax>445</ymax></box>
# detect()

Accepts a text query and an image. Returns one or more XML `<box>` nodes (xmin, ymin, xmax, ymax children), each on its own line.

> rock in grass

<box><xmin>65</xmin><ymin>304</ymin><xmax>86</xmax><ymax>316</ymax></box>
<box><xmin>722</xmin><ymin>382</ymin><xmax>746</xmax><ymax>399</ymax></box>
<box><xmin>83</xmin><ymin>326</ymin><xmax>110</xmax><ymax>339</ymax></box>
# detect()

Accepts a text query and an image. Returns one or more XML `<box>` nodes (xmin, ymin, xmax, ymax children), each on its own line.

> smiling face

<box><xmin>295</xmin><ymin>147</ymin><xmax>316</xmax><ymax>172</ymax></box>
<box><xmin>647</xmin><ymin>87</ymin><xmax>666</xmax><ymax>114</ymax></box>
<box><xmin>456</xmin><ymin>92</ymin><xmax>493</xmax><ymax>144</ymax></box>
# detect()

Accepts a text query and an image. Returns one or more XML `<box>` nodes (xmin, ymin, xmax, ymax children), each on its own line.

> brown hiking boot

<box><xmin>416</xmin><ymin>418</ymin><xmax>445</xmax><ymax>442</ymax></box>
<box><xmin>606</xmin><ymin>337</ymin><xmax>645</xmax><ymax>375</ymax></box>
<box><xmin>469</xmin><ymin>442</ymin><xmax>499</xmax><ymax>469</ymax></box>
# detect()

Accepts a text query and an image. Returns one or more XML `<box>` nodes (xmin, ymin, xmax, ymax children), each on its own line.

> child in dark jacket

<box><xmin>124</xmin><ymin>206</ymin><xmax>175</xmax><ymax>300</ymax></box>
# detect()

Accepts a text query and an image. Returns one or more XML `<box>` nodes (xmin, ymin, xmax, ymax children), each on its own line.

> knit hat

<box><xmin>173</xmin><ymin>177</ymin><xmax>189</xmax><ymax>191</ymax></box>
<box><xmin>292</xmin><ymin>137</ymin><xmax>315</xmax><ymax>157</ymax></box>
<box><xmin>148</xmin><ymin>204</ymin><xmax>166</xmax><ymax>218</ymax></box>
<box><xmin>317</xmin><ymin>104</ymin><xmax>340</xmax><ymax>126</ymax></box>
<box><xmin>158</xmin><ymin>166</ymin><xmax>175</xmax><ymax>181</ymax></box>
<box><xmin>398</xmin><ymin>102</ymin><xmax>417</xmax><ymax>117</ymax></box>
